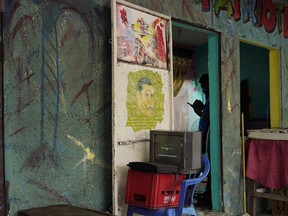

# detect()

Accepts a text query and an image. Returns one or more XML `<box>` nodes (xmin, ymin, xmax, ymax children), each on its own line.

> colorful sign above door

<box><xmin>201</xmin><ymin>0</ymin><xmax>288</xmax><ymax>38</ymax></box>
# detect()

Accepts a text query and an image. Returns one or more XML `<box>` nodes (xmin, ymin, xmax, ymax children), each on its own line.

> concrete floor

<box><xmin>196</xmin><ymin>208</ymin><xmax>224</xmax><ymax>216</ymax></box>
<box><xmin>195</xmin><ymin>201</ymin><xmax>273</xmax><ymax>216</ymax></box>
<box><xmin>196</xmin><ymin>207</ymin><xmax>274</xmax><ymax>216</ymax></box>
<box><xmin>196</xmin><ymin>208</ymin><xmax>272</xmax><ymax>216</ymax></box>
<box><xmin>194</xmin><ymin>182</ymin><xmax>275</xmax><ymax>216</ymax></box>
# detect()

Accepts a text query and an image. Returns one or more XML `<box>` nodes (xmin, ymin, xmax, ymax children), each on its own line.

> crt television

<box><xmin>149</xmin><ymin>130</ymin><xmax>202</xmax><ymax>173</ymax></box>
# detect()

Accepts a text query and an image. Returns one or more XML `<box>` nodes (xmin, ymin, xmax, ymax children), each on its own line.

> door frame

<box><xmin>172</xmin><ymin>20</ymin><xmax>222</xmax><ymax>211</ymax></box>
<box><xmin>240</xmin><ymin>39</ymin><xmax>281</xmax><ymax>128</ymax></box>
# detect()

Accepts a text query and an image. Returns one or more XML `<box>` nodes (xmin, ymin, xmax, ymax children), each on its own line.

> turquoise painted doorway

<box><xmin>172</xmin><ymin>21</ymin><xmax>222</xmax><ymax>212</ymax></box>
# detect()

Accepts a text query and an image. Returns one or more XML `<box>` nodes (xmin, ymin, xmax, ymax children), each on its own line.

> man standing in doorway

<box><xmin>189</xmin><ymin>73</ymin><xmax>211</xmax><ymax>207</ymax></box>
<box><xmin>191</xmin><ymin>73</ymin><xmax>210</xmax><ymax>153</ymax></box>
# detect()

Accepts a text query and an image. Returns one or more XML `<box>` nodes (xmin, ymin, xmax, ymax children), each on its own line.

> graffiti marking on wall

<box><xmin>202</xmin><ymin>0</ymin><xmax>288</xmax><ymax>37</ymax></box>
<box><xmin>71</xmin><ymin>79</ymin><xmax>94</xmax><ymax>105</ymax></box>
<box><xmin>27</xmin><ymin>179</ymin><xmax>71</xmax><ymax>204</ymax></box>
<box><xmin>67</xmin><ymin>135</ymin><xmax>111</xmax><ymax>169</ymax></box>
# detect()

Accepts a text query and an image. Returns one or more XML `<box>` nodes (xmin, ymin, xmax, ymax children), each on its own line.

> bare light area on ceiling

<box><xmin>172</xmin><ymin>25</ymin><xmax>208</xmax><ymax>48</ymax></box>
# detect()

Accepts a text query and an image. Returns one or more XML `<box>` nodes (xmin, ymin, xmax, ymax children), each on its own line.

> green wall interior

<box><xmin>240</xmin><ymin>42</ymin><xmax>270</xmax><ymax>120</ymax></box>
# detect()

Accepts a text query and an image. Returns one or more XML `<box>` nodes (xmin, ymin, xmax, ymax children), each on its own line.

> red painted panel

<box><xmin>261</xmin><ymin>0</ymin><xmax>276</xmax><ymax>33</ymax></box>
<box><xmin>284</xmin><ymin>7</ymin><xmax>288</xmax><ymax>38</ymax></box>
<box><xmin>202</xmin><ymin>0</ymin><xmax>210</xmax><ymax>12</ymax></box>
<box><xmin>233</xmin><ymin>0</ymin><xmax>241</xmax><ymax>21</ymax></box>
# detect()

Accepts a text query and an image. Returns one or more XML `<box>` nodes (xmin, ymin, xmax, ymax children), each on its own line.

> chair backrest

<box><xmin>176</xmin><ymin>154</ymin><xmax>210</xmax><ymax>215</ymax></box>
<box><xmin>205</xmin><ymin>127</ymin><xmax>211</xmax><ymax>155</ymax></box>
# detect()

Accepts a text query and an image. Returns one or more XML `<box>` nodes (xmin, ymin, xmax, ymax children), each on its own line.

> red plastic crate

<box><xmin>125</xmin><ymin>170</ymin><xmax>185</xmax><ymax>209</ymax></box>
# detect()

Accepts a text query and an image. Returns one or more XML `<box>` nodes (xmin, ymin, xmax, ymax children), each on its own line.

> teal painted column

<box><xmin>208</xmin><ymin>33</ymin><xmax>221</xmax><ymax>212</ymax></box>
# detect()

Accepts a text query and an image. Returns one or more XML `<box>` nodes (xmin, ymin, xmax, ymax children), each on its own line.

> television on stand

<box><xmin>149</xmin><ymin>130</ymin><xmax>202</xmax><ymax>174</ymax></box>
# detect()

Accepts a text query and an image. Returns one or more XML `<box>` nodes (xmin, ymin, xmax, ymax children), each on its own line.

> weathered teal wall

<box><xmin>123</xmin><ymin>1</ymin><xmax>288</xmax><ymax>215</ymax></box>
<box><xmin>4</xmin><ymin>0</ymin><xmax>288</xmax><ymax>215</ymax></box>
<box><xmin>4</xmin><ymin>0</ymin><xmax>112</xmax><ymax>215</ymax></box>
<box><xmin>240</xmin><ymin>43</ymin><xmax>270</xmax><ymax>119</ymax></box>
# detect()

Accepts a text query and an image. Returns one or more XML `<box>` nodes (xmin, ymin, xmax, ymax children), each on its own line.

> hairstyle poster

<box><xmin>126</xmin><ymin>70</ymin><xmax>164</xmax><ymax>131</ymax></box>
<box><xmin>116</xmin><ymin>3</ymin><xmax>168</xmax><ymax>69</ymax></box>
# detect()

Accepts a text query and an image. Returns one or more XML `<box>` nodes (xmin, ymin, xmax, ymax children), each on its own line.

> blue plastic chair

<box><xmin>126</xmin><ymin>154</ymin><xmax>211</xmax><ymax>216</ymax></box>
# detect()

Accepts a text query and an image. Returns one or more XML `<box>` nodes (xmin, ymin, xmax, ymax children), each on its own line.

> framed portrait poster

<box><xmin>115</xmin><ymin>2</ymin><xmax>169</xmax><ymax>69</ymax></box>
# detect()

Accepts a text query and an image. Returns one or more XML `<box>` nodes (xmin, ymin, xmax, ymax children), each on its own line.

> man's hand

<box><xmin>192</xmin><ymin>100</ymin><xmax>204</xmax><ymax>117</ymax></box>
<box><xmin>193</xmin><ymin>99</ymin><xmax>204</xmax><ymax>109</ymax></box>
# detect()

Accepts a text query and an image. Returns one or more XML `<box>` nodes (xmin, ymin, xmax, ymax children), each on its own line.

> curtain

<box><xmin>173</xmin><ymin>47</ymin><xmax>193</xmax><ymax>97</ymax></box>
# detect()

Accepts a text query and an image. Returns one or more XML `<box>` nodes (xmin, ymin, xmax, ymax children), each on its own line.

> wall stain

<box><xmin>27</xmin><ymin>179</ymin><xmax>70</xmax><ymax>204</ymax></box>
<box><xmin>71</xmin><ymin>79</ymin><xmax>94</xmax><ymax>106</ymax></box>
<box><xmin>8</xmin><ymin>126</ymin><xmax>28</xmax><ymax>137</ymax></box>
<box><xmin>21</xmin><ymin>141</ymin><xmax>59</xmax><ymax>171</ymax></box>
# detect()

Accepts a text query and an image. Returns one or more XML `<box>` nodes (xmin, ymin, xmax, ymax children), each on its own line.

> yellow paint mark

<box><xmin>67</xmin><ymin>134</ymin><xmax>85</xmax><ymax>148</ymax></box>
<box><xmin>84</xmin><ymin>148</ymin><xmax>95</xmax><ymax>162</ymax></box>
<box><xmin>227</xmin><ymin>93</ymin><xmax>232</xmax><ymax>113</ymax></box>
<box><xmin>67</xmin><ymin>134</ymin><xmax>111</xmax><ymax>169</ymax></box>
<box><xmin>67</xmin><ymin>135</ymin><xmax>93</xmax><ymax>162</ymax></box>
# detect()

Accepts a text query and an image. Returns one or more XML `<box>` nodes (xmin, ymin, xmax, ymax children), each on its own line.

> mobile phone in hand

<box><xmin>187</xmin><ymin>102</ymin><xmax>194</xmax><ymax>107</ymax></box>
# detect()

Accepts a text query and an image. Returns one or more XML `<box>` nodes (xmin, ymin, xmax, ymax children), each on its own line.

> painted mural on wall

<box><xmin>3</xmin><ymin>0</ymin><xmax>112</xmax><ymax>215</ymax></box>
<box><xmin>126</xmin><ymin>70</ymin><xmax>164</xmax><ymax>131</ymax></box>
<box><xmin>211</xmin><ymin>0</ymin><xmax>288</xmax><ymax>37</ymax></box>
<box><xmin>116</xmin><ymin>3</ymin><xmax>168</xmax><ymax>69</ymax></box>
<box><xmin>3</xmin><ymin>0</ymin><xmax>288</xmax><ymax>215</ymax></box>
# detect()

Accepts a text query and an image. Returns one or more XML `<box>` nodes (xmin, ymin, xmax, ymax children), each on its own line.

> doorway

<box><xmin>172</xmin><ymin>21</ymin><xmax>222</xmax><ymax>212</ymax></box>
<box><xmin>240</xmin><ymin>41</ymin><xmax>281</xmax><ymax>133</ymax></box>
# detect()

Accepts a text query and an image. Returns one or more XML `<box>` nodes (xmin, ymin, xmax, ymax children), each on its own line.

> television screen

<box><xmin>150</xmin><ymin>130</ymin><xmax>202</xmax><ymax>173</ymax></box>
<box><xmin>154</xmin><ymin>134</ymin><xmax>183</xmax><ymax>164</ymax></box>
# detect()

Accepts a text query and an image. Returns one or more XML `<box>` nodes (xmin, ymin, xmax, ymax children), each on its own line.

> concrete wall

<box><xmin>3</xmin><ymin>0</ymin><xmax>288</xmax><ymax>215</ymax></box>
<box><xmin>3</xmin><ymin>0</ymin><xmax>112</xmax><ymax>215</ymax></box>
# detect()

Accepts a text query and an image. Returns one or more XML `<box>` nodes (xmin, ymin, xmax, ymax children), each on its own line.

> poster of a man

<box><xmin>137</xmin><ymin>77</ymin><xmax>155</xmax><ymax>117</ymax></box>
<box><xmin>126</xmin><ymin>70</ymin><xmax>164</xmax><ymax>132</ymax></box>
